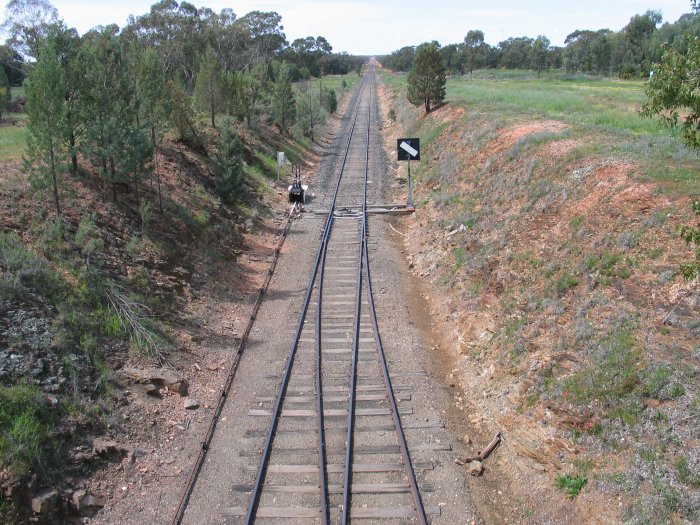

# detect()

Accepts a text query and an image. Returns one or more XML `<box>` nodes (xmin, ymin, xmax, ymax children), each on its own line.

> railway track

<box><xmin>177</xmin><ymin>65</ymin><xmax>444</xmax><ymax>523</ymax></box>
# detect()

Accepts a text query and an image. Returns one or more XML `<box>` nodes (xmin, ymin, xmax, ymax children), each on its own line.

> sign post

<box><xmin>277</xmin><ymin>152</ymin><xmax>285</xmax><ymax>183</ymax></box>
<box><xmin>397</xmin><ymin>138</ymin><xmax>420</xmax><ymax>208</ymax></box>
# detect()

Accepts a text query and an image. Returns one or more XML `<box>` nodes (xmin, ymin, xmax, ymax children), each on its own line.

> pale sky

<box><xmin>0</xmin><ymin>0</ymin><xmax>692</xmax><ymax>55</ymax></box>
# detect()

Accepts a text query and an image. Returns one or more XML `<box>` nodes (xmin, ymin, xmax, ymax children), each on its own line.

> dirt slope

<box><xmin>377</xmin><ymin>74</ymin><xmax>700</xmax><ymax>524</ymax></box>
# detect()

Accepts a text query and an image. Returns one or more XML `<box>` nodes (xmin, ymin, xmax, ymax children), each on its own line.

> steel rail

<box><xmin>315</xmin><ymin>215</ymin><xmax>331</xmax><ymax>525</ymax></box>
<box><xmin>361</xmin><ymin>72</ymin><xmax>428</xmax><ymax>524</ymax></box>
<box><xmin>243</xmin><ymin>74</ymin><xmax>370</xmax><ymax>525</ymax></box>
<box><xmin>341</xmin><ymin>67</ymin><xmax>373</xmax><ymax>525</ymax></box>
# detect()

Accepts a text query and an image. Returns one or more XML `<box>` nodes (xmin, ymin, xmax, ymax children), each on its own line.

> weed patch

<box><xmin>555</xmin><ymin>473</ymin><xmax>587</xmax><ymax>499</ymax></box>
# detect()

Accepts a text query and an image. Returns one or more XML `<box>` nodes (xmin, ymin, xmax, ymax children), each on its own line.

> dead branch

<box><xmin>455</xmin><ymin>431</ymin><xmax>502</xmax><ymax>465</ymax></box>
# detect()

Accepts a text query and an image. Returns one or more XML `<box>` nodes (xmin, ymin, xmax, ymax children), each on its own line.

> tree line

<box><xmin>1</xmin><ymin>0</ymin><xmax>365</xmax><ymax>220</ymax></box>
<box><xmin>382</xmin><ymin>9</ymin><xmax>700</xmax><ymax>78</ymax></box>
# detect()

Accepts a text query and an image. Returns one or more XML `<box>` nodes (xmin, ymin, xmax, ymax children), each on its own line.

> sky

<box><xmin>0</xmin><ymin>0</ymin><xmax>692</xmax><ymax>56</ymax></box>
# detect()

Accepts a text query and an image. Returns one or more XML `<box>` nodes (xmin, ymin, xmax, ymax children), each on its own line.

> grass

<box><xmin>0</xmin><ymin>123</ymin><xmax>28</xmax><ymax>161</ymax></box>
<box><xmin>0</xmin><ymin>385</ymin><xmax>54</xmax><ymax>476</ymax></box>
<box><xmin>380</xmin><ymin>68</ymin><xmax>699</xmax><ymax>195</ymax></box>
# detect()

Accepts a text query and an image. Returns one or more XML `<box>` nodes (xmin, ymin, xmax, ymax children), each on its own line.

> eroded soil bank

<box><xmin>376</xmin><ymin>70</ymin><xmax>700</xmax><ymax>525</ymax></box>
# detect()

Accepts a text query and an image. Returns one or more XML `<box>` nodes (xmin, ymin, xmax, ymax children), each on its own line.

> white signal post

<box><xmin>277</xmin><ymin>152</ymin><xmax>285</xmax><ymax>183</ymax></box>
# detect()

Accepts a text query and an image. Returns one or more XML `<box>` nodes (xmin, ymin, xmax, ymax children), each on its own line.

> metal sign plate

<box><xmin>397</xmin><ymin>138</ymin><xmax>420</xmax><ymax>161</ymax></box>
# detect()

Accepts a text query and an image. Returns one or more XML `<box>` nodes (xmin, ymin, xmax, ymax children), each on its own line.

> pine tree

<box><xmin>25</xmin><ymin>41</ymin><xmax>68</xmax><ymax>219</ymax></box>
<box><xmin>134</xmin><ymin>48</ymin><xmax>170</xmax><ymax>213</ymax></box>
<box><xmin>212</xmin><ymin>119</ymin><xmax>244</xmax><ymax>203</ymax></box>
<box><xmin>407</xmin><ymin>43</ymin><xmax>446</xmax><ymax>113</ymax></box>
<box><xmin>194</xmin><ymin>49</ymin><xmax>223</xmax><ymax>128</ymax></box>
<box><xmin>271</xmin><ymin>61</ymin><xmax>296</xmax><ymax>133</ymax></box>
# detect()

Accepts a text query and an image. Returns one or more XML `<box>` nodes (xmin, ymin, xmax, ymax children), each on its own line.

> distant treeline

<box><xmin>0</xmin><ymin>0</ymin><xmax>366</xmax><ymax>88</ymax></box>
<box><xmin>381</xmin><ymin>10</ymin><xmax>700</xmax><ymax>78</ymax></box>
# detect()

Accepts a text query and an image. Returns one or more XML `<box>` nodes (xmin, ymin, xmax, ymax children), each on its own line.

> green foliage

<box><xmin>296</xmin><ymin>81</ymin><xmax>326</xmax><ymax>142</ymax></box>
<box><xmin>564</xmin><ymin>322</ymin><xmax>643</xmax><ymax>422</ymax></box>
<box><xmin>0</xmin><ymin>67</ymin><xmax>10</xmax><ymax>118</ymax></box>
<box><xmin>678</xmin><ymin>201</ymin><xmax>700</xmax><ymax>281</ymax></box>
<box><xmin>79</xmin><ymin>29</ymin><xmax>153</xmax><ymax>201</ymax></box>
<box><xmin>0</xmin><ymin>231</ymin><xmax>64</xmax><ymax>301</ymax></box>
<box><xmin>676</xmin><ymin>456</ymin><xmax>700</xmax><ymax>488</ymax></box>
<box><xmin>271</xmin><ymin>61</ymin><xmax>296</xmax><ymax>133</ymax></box>
<box><xmin>555</xmin><ymin>473</ymin><xmax>588</xmax><ymax>499</ymax></box>
<box><xmin>0</xmin><ymin>385</ymin><xmax>53</xmax><ymax>476</ymax></box>
<box><xmin>407</xmin><ymin>43</ymin><xmax>446</xmax><ymax>113</ymax></box>
<box><xmin>194</xmin><ymin>48</ymin><xmax>223</xmax><ymax>128</ymax></box>
<box><xmin>212</xmin><ymin>119</ymin><xmax>244</xmax><ymax>203</ymax></box>
<box><xmin>322</xmin><ymin>86</ymin><xmax>337</xmax><ymax>114</ymax></box>
<box><xmin>24</xmin><ymin>41</ymin><xmax>69</xmax><ymax>218</ymax></box>
<box><xmin>168</xmin><ymin>79</ymin><xmax>202</xmax><ymax>147</ymax></box>
<box><xmin>554</xmin><ymin>272</ymin><xmax>578</xmax><ymax>296</ymax></box>
<box><xmin>643</xmin><ymin>37</ymin><xmax>700</xmax><ymax>150</ymax></box>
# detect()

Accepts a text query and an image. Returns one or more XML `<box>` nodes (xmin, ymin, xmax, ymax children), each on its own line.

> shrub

<box><xmin>555</xmin><ymin>473</ymin><xmax>587</xmax><ymax>499</ymax></box>
<box><xmin>0</xmin><ymin>385</ymin><xmax>53</xmax><ymax>475</ymax></box>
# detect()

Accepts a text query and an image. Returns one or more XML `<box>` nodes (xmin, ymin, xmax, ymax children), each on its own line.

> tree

<box><xmin>271</xmin><ymin>61</ymin><xmax>295</xmax><ymax>133</ymax></box>
<box><xmin>296</xmin><ymin>81</ymin><xmax>325</xmax><ymax>142</ymax></box>
<box><xmin>642</xmin><ymin>36</ymin><xmax>700</xmax><ymax>280</ymax></box>
<box><xmin>79</xmin><ymin>27</ymin><xmax>152</xmax><ymax>204</ymax></box>
<box><xmin>1</xmin><ymin>0</ymin><xmax>59</xmax><ymax>63</ymax></box>
<box><xmin>134</xmin><ymin>47</ymin><xmax>171</xmax><ymax>213</ymax></box>
<box><xmin>642</xmin><ymin>37</ymin><xmax>700</xmax><ymax>149</ymax></box>
<box><xmin>407</xmin><ymin>43</ymin><xmax>446</xmax><ymax>113</ymax></box>
<box><xmin>381</xmin><ymin>46</ymin><xmax>415</xmax><ymax>72</ymax></box>
<box><xmin>194</xmin><ymin>48</ymin><xmax>223</xmax><ymax>128</ymax></box>
<box><xmin>211</xmin><ymin>118</ymin><xmax>244</xmax><ymax>203</ymax></box>
<box><xmin>0</xmin><ymin>45</ymin><xmax>27</xmax><ymax>85</ymax></box>
<box><xmin>168</xmin><ymin>79</ymin><xmax>201</xmax><ymax>147</ymax></box>
<box><xmin>530</xmin><ymin>35</ymin><xmax>550</xmax><ymax>76</ymax></box>
<box><xmin>463</xmin><ymin>30</ymin><xmax>484</xmax><ymax>77</ymax></box>
<box><xmin>499</xmin><ymin>36</ymin><xmax>534</xmax><ymax>69</ymax></box>
<box><xmin>0</xmin><ymin>67</ymin><xmax>10</xmax><ymax>118</ymax></box>
<box><xmin>24</xmin><ymin>41</ymin><xmax>68</xmax><ymax>219</ymax></box>
<box><xmin>322</xmin><ymin>86</ymin><xmax>336</xmax><ymax>114</ymax></box>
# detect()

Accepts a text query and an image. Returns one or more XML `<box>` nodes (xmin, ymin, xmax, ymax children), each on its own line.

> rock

<box><xmin>467</xmin><ymin>460</ymin><xmax>484</xmax><ymax>477</ymax></box>
<box><xmin>71</xmin><ymin>489</ymin><xmax>105</xmax><ymax>515</ymax></box>
<box><xmin>117</xmin><ymin>367</ymin><xmax>189</xmax><ymax>396</ymax></box>
<box><xmin>31</xmin><ymin>489</ymin><xmax>59</xmax><ymax>515</ymax></box>
<box><xmin>184</xmin><ymin>397</ymin><xmax>200</xmax><ymax>410</ymax></box>
<box><xmin>93</xmin><ymin>438</ymin><xmax>130</xmax><ymax>460</ymax></box>
<box><xmin>462</xmin><ymin>434</ymin><xmax>472</xmax><ymax>445</ymax></box>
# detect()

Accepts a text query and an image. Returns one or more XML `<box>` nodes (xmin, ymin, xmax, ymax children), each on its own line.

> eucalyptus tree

<box><xmin>1</xmin><ymin>0</ymin><xmax>58</xmax><ymax>63</ymax></box>
<box><xmin>463</xmin><ymin>30</ymin><xmax>484</xmax><ymax>76</ymax></box>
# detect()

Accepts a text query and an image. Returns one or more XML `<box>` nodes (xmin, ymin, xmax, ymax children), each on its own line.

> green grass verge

<box><xmin>0</xmin><ymin>123</ymin><xmax>27</xmax><ymax>161</ymax></box>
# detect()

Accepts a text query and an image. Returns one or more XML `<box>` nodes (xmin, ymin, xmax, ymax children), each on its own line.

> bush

<box><xmin>322</xmin><ymin>86</ymin><xmax>337</xmax><ymax>114</ymax></box>
<box><xmin>0</xmin><ymin>385</ymin><xmax>54</xmax><ymax>475</ymax></box>
<box><xmin>555</xmin><ymin>473</ymin><xmax>587</xmax><ymax>499</ymax></box>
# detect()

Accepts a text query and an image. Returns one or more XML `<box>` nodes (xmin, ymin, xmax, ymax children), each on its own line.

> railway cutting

<box><xmin>176</xmin><ymin>64</ymin><xmax>475</xmax><ymax>524</ymax></box>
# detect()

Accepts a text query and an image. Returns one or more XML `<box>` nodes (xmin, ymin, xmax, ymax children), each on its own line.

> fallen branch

<box><xmin>455</xmin><ymin>431</ymin><xmax>502</xmax><ymax>466</ymax></box>
<box><xmin>389</xmin><ymin>223</ymin><xmax>406</xmax><ymax>237</ymax></box>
